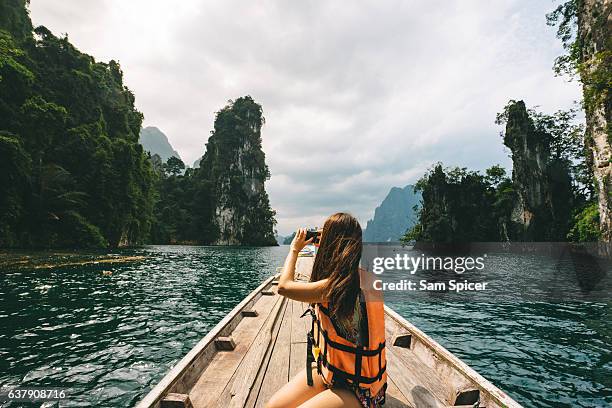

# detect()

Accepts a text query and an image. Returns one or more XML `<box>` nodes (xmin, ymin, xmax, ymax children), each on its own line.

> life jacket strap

<box><xmin>313</xmin><ymin>315</ymin><xmax>386</xmax><ymax>356</ymax></box>
<box><xmin>312</xmin><ymin>314</ymin><xmax>387</xmax><ymax>385</ymax></box>
<box><xmin>320</xmin><ymin>357</ymin><xmax>387</xmax><ymax>385</ymax></box>
<box><xmin>302</xmin><ymin>307</ymin><xmax>316</xmax><ymax>386</ymax></box>
<box><xmin>306</xmin><ymin>333</ymin><xmax>314</xmax><ymax>386</ymax></box>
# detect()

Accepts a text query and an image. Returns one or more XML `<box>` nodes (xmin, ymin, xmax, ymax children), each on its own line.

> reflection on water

<box><xmin>0</xmin><ymin>245</ymin><xmax>610</xmax><ymax>407</ymax></box>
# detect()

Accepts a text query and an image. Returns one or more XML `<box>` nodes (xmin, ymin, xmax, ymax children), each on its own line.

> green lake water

<box><xmin>0</xmin><ymin>245</ymin><xmax>610</xmax><ymax>407</ymax></box>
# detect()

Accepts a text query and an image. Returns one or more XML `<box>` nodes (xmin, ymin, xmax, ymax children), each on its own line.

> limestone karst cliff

<box><xmin>577</xmin><ymin>0</ymin><xmax>612</xmax><ymax>240</ymax></box>
<box><xmin>197</xmin><ymin>96</ymin><xmax>277</xmax><ymax>246</ymax></box>
<box><xmin>503</xmin><ymin>101</ymin><xmax>552</xmax><ymax>239</ymax></box>
<box><xmin>503</xmin><ymin>101</ymin><xmax>573</xmax><ymax>240</ymax></box>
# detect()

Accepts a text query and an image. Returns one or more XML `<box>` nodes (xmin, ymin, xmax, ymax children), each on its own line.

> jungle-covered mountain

<box><xmin>198</xmin><ymin>96</ymin><xmax>277</xmax><ymax>245</ymax></box>
<box><xmin>0</xmin><ymin>1</ymin><xmax>277</xmax><ymax>248</ymax></box>
<box><xmin>0</xmin><ymin>0</ymin><xmax>153</xmax><ymax>248</ymax></box>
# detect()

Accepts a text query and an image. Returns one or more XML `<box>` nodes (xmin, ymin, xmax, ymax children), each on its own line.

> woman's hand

<box><xmin>279</xmin><ymin>229</ymin><xmax>328</xmax><ymax>303</ymax></box>
<box><xmin>290</xmin><ymin>228</ymin><xmax>313</xmax><ymax>253</ymax></box>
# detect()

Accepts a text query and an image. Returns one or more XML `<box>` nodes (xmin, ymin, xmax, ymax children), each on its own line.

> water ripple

<box><xmin>1</xmin><ymin>246</ymin><xmax>610</xmax><ymax>407</ymax></box>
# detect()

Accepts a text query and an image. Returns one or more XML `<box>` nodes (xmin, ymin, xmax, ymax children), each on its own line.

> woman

<box><xmin>267</xmin><ymin>213</ymin><xmax>386</xmax><ymax>408</ymax></box>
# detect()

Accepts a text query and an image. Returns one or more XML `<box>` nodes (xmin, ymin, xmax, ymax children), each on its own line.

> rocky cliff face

<box><xmin>503</xmin><ymin>101</ymin><xmax>572</xmax><ymax>240</ymax></box>
<box><xmin>198</xmin><ymin>96</ymin><xmax>277</xmax><ymax>246</ymax></box>
<box><xmin>364</xmin><ymin>185</ymin><xmax>421</xmax><ymax>242</ymax></box>
<box><xmin>504</xmin><ymin>101</ymin><xmax>552</xmax><ymax>239</ymax></box>
<box><xmin>578</xmin><ymin>0</ymin><xmax>612</xmax><ymax>240</ymax></box>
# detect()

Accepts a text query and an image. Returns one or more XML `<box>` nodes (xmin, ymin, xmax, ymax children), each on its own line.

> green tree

<box><xmin>0</xmin><ymin>133</ymin><xmax>30</xmax><ymax>246</ymax></box>
<box><xmin>164</xmin><ymin>156</ymin><xmax>185</xmax><ymax>177</ymax></box>
<box><xmin>0</xmin><ymin>1</ymin><xmax>154</xmax><ymax>248</ymax></box>
<box><xmin>404</xmin><ymin>164</ymin><xmax>506</xmax><ymax>243</ymax></box>
<box><xmin>567</xmin><ymin>202</ymin><xmax>601</xmax><ymax>241</ymax></box>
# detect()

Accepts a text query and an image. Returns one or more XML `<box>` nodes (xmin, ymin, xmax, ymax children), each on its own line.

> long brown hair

<box><xmin>310</xmin><ymin>212</ymin><xmax>362</xmax><ymax>322</ymax></box>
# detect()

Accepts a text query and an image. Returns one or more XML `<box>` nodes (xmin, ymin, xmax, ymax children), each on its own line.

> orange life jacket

<box><xmin>303</xmin><ymin>290</ymin><xmax>387</xmax><ymax>398</ymax></box>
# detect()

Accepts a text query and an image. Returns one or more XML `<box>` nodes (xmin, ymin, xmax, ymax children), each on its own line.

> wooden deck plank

<box><xmin>389</xmin><ymin>344</ymin><xmax>453</xmax><ymax>405</ymax></box>
<box><xmin>289</xmin><ymin>338</ymin><xmax>307</xmax><ymax>382</ymax></box>
<box><xmin>188</xmin><ymin>289</ymin><xmax>280</xmax><ymax>407</ymax></box>
<box><xmin>290</xmin><ymin>299</ymin><xmax>309</xmax><ymax>343</ymax></box>
<box><xmin>289</xmin><ymin>300</ymin><xmax>309</xmax><ymax>379</ymax></box>
<box><xmin>251</xmin><ymin>301</ymin><xmax>292</xmax><ymax>407</ymax></box>
<box><xmin>243</xmin><ymin>300</ymin><xmax>289</xmax><ymax>408</ymax></box>
<box><xmin>213</xmin><ymin>296</ymin><xmax>287</xmax><ymax>408</ymax></box>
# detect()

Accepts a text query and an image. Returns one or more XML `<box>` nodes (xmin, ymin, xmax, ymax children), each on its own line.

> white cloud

<box><xmin>29</xmin><ymin>0</ymin><xmax>581</xmax><ymax>235</ymax></box>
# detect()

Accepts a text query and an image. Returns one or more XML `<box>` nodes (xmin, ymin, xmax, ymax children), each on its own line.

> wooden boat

<box><xmin>136</xmin><ymin>258</ymin><xmax>522</xmax><ymax>408</ymax></box>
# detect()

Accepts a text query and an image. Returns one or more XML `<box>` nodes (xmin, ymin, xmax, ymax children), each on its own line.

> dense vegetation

<box><xmin>404</xmin><ymin>165</ymin><xmax>512</xmax><ymax>243</ymax></box>
<box><xmin>405</xmin><ymin>0</ymin><xmax>610</xmax><ymax>243</ymax></box>
<box><xmin>546</xmin><ymin>0</ymin><xmax>611</xmax><ymax>240</ymax></box>
<box><xmin>149</xmin><ymin>97</ymin><xmax>277</xmax><ymax>246</ymax></box>
<box><xmin>148</xmin><ymin>156</ymin><xmax>202</xmax><ymax>244</ymax></box>
<box><xmin>405</xmin><ymin>102</ymin><xmax>598</xmax><ymax>243</ymax></box>
<box><xmin>0</xmin><ymin>0</ymin><xmax>154</xmax><ymax>248</ymax></box>
<box><xmin>546</xmin><ymin>0</ymin><xmax>611</xmax><ymax>115</ymax></box>
<box><xmin>0</xmin><ymin>1</ymin><xmax>277</xmax><ymax>248</ymax></box>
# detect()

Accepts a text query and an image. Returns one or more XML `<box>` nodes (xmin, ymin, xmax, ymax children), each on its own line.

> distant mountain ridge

<box><xmin>140</xmin><ymin>126</ymin><xmax>182</xmax><ymax>162</ymax></box>
<box><xmin>364</xmin><ymin>185</ymin><xmax>421</xmax><ymax>242</ymax></box>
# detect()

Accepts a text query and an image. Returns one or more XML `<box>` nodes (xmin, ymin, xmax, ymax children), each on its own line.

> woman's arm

<box><xmin>277</xmin><ymin>228</ymin><xmax>328</xmax><ymax>303</ymax></box>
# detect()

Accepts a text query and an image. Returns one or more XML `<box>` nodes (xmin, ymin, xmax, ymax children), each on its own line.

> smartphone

<box><xmin>305</xmin><ymin>229</ymin><xmax>320</xmax><ymax>245</ymax></box>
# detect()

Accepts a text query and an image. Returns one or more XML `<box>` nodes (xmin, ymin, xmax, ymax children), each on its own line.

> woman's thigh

<box><xmin>297</xmin><ymin>387</ymin><xmax>362</xmax><ymax>408</ymax></box>
<box><xmin>265</xmin><ymin>368</ymin><xmax>327</xmax><ymax>408</ymax></box>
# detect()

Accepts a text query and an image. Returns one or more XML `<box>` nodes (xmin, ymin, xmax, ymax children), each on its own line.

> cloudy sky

<box><xmin>29</xmin><ymin>0</ymin><xmax>581</xmax><ymax>235</ymax></box>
